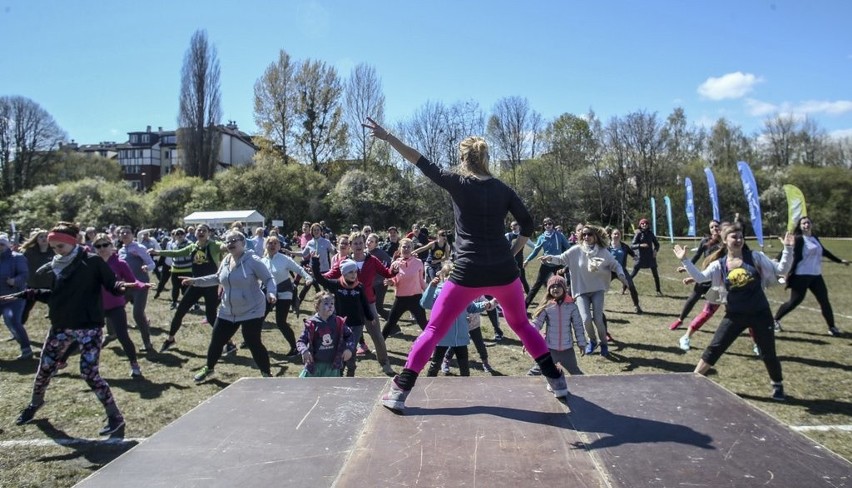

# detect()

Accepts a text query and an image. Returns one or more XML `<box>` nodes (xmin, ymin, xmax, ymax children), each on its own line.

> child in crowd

<box><xmin>311</xmin><ymin>254</ymin><xmax>373</xmax><ymax>377</ymax></box>
<box><xmin>421</xmin><ymin>263</ymin><xmax>491</xmax><ymax>377</ymax></box>
<box><xmin>531</xmin><ymin>275</ymin><xmax>585</xmax><ymax>375</ymax></box>
<box><xmin>442</xmin><ymin>294</ymin><xmax>497</xmax><ymax>374</ymax></box>
<box><xmin>296</xmin><ymin>291</ymin><xmax>355</xmax><ymax>377</ymax></box>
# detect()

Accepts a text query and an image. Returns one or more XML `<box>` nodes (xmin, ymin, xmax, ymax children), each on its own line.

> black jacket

<box><xmin>311</xmin><ymin>257</ymin><xmax>374</xmax><ymax>328</ymax></box>
<box><xmin>32</xmin><ymin>248</ymin><xmax>123</xmax><ymax>329</ymax></box>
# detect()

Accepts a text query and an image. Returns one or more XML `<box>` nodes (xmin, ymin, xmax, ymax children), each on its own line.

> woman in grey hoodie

<box><xmin>185</xmin><ymin>230</ymin><xmax>277</xmax><ymax>383</ymax></box>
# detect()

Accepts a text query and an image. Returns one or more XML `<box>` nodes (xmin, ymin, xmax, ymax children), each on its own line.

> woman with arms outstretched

<box><xmin>362</xmin><ymin>117</ymin><xmax>568</xmax><ymax>413</ymax></box>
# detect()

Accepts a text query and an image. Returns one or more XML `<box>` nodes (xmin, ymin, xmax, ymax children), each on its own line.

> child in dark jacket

<box><xmin>296</xmin><ymin>291</ymin><xmax>355</xmax><ymax>377</ymax></box>
<box><xmin>311</xmin><ymin>255</ymin><xmax>373</xmax><ymax>376</ymax></box>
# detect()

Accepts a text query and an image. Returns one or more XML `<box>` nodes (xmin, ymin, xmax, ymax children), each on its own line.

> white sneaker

<box><xmin>753</xmin><ymin>344</ymin><xmax>761</xmax><ymax>357</ymax></box>
<box><xmin>545</xmin><ymin>373</ymin><xmax>569</xmax><ymax>398</ymax></box>
<box><xmin>678</xmin><ymin>335</ymin><xmax>690</xmax><ymax>351</ymax></box>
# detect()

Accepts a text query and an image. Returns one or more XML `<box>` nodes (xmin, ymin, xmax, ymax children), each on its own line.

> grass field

<box><xmin>1</xmin><ymin>238</ymin><xmax>850</xmax><ymax>487</ymax></box>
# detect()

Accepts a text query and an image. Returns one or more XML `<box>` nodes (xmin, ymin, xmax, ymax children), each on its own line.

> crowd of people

<box><xmin>1</xmin><ymin>126</ymin><xmax>849</xmax><ymax>430</ymax></box>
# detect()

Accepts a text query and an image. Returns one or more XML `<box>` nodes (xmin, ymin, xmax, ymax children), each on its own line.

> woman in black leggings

<box><xmin>774</xmin><ymin>216</ymin><xmax>849</xmax><ymax>337</ymax></box>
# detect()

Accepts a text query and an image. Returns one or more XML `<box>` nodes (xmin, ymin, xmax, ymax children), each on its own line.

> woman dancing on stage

<box><xmin>362</xmin><ymin>117</ymin><xmax>568</xmax><ymax>413</ymax></box>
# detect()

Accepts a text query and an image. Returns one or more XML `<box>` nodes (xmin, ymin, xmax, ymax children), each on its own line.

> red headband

<box><xmin>47</xmin><ymin>232</ymin><xmax>78</xmax><ymax>246</ymax></box>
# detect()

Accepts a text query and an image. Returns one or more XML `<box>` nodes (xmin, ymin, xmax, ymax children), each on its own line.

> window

<box><xmin>130</xmin><ymin>134</ymin><xmax>138</xmax><ymax>143</ymax></box>
<box><xmin>141</xmin><ymin>134</ymin><xmax>150</xmax><ymax>143</ymax></box>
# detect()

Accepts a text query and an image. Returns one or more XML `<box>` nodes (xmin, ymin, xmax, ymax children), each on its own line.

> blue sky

<box><xmin>1</xmin><ymin>0</ymin><xmax>850</xmax><ymax>145</ymax></box>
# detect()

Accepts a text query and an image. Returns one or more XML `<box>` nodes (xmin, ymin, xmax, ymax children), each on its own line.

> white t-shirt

<box><xmin>795</xmin><ymin>236</ymin><xmax>822</xmax><ymax>276</ymax></box>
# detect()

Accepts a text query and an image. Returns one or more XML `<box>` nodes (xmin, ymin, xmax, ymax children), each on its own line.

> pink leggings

<box><xmin>688</xmin><ymin>303</ymin><xmax>720</xmax><ymax>332</ymax></box>
<box><xmin>405</xmin><ymin>278</ymin><xmax>548</xmax><ymax>372</ymax></box>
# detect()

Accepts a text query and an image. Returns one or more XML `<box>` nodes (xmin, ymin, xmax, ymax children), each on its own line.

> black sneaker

<box><xmin>493</xmin><ymin>333</ymin><xmax>504</xmax><ymax>342</ymax></box>
<box><xmin>160</xmin><ymin>338</ymin><xmax>176</xmax><ymax>353</ymax></box>
<box><xmin>15</xmin><ymin>403</ymin><xmax>44</xmax><ymax>425</ymax></box>
<box><xmin>771</xmin><ymin>384</ymin><xmax>786</xmax><ymax>401</ymax></box>
<box><xmin>526</xmin><ymin>364</ymin><xmax>542</xmax><ymax>376</ymax></box>
<box><xmin>99</xmin><ymin>416</ymin><xmax>125</xmax><ymax>436</ymax></box>
<box><xmin>223</xmin><ymin>342</ymin><xmax>238</xmax><ymax>356</ymax></box>
<box><xmin>829</xmin><ymin>327</ymin><xmax>842</xmax><ymax>337</ymax></box>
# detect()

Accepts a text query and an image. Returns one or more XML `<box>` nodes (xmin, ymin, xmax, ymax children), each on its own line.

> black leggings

<box><xmin>265</xmin><ymin>298</ymin><xmax>296</xmax><ymax>350</ymax></box>
<box><xmin>774</xmin><ymin>275</ymin><xmax>835</xmax><ymax>329</ymax></box>
<box><xmin>381</xmin><ymin>294</ymin><xmax>428</xmax><ymax>338</ymax></box>
<box><xmin>445</xmin><ymin>327</ymin><xmax>488</xmax><ymax>362</ymax></box>
<box><xmin>630</xmin><ymin>264</ymin><xmax>661</xmax><ymax>293</ymax></box>
<box><xmin>611</xmin><ymin>272</ymin><xmax>641</xmax><ymax>307</ymax></box>
<box><xmin>207</xmin><ymin>317</ymin><xmax>270</xmax><ymax>375</ymax></box>
<box><xmin>428</xmin><ymin>346</ymin><xmax>469</xmax><ymax>376</ymax></box>
<box><xmin>104</xmin><ymin>307</ymin><xmax>138</xmax><ymax>363</ymax></box>
<box><xmin>702</xmin><ymin>309</ymin><xmax>781</xmax><ymax>383</ymax></box>
<box><xmin>678</xmin><ymin>282</ymin><xmax>712</xmax><ymax>320</ymax></box>
<box><xmin>169</xmin><ymin>285</ymin><xmax>220</xmax><ymax>336</ymax></box>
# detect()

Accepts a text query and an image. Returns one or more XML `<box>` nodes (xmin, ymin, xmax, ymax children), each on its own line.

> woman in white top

<box><xmin>262</xmin><ymin>236</ymin><xmax>313</xmax><ymax>356</ymax></box>
<box><xmin>773</xmin><ymin>216</ymin><xmax>849</xmax><ymax>336</ymax></box>
<box><xmin>540</xmin><ymin>224</ymin><xmax>629</xmax><ymax>357</ymax></box>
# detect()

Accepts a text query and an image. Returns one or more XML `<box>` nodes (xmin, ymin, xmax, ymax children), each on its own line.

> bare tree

<box><xmin>0</xmin><ymin>96</ymin><xmax>66</xmax><ymax>195</ymax></box>
<box><xmin>178</xmin><ymin>29</ymin><xmax>222</xmax><ymax>180</ymax></box>
<box><xmin>796</xmin><ymin>117</ymin><xmax>829</xmax><ymax>167</ymax></box>
<box><xmin>440</xmin><ymin>100</ymin><xmax>485</xmax><ymax>168</ymax></box>
<box><xmin>405</xmin><ymin>100</ymin><xmax>447</xmax><ymax>166</ymax></box>
<box><xmin>253</xmin><ymin>49</ymin><xmax>297</xmax><ymax>164</ymax></box>
<box><xmin>705</xmin><ymin>118</ymin><xmax>752</xmax><ymax>169</ymax></box>
<box><xmin>761</xmin><ymin>114</ymin><xmax>797</xmax><ymax>167</ymax></box>
<box><xmin>344</xmin><ymin>63</ymin><xmax>385</xmax><ymax>169</ymax></box>
<box><xmin>486</xmin><ymin>96</ymin><xmax>540</xmax><ymax>186</ymax></box>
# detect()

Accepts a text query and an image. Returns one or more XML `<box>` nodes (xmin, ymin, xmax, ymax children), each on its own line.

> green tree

<box><xmin>145</xmin><ymin>172</ymin><xmax>206</xmax><ymax>229</ymax></box>
<box><xmin>253</xmin><ymin>49</ymin><xmax>298</xmax><ymax>164</ymax></box>
<box><xmin>215</xmin><ymin>161</ymin><xmax>330</xmax><ymax>230</ymax></box>
<box><xmin>31</xmin><ymin>151</ymin><xmax>122</xmax><ymax>186</ymax></box>
<box><xmin>293</xmin><ymin>59</ymin><xmax>347</xmax><ymax>171</ymax></box>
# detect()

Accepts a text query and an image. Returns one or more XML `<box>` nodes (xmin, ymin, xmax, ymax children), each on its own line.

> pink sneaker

<box><xmin>668</xmin><ymin>319</ymin><xmax>683</xmax><ymax>331</ymax></box>
<box><xmin>381</xmin><ymin>377</ymin><xmax>410</xmax><ymax>414</ymax></box>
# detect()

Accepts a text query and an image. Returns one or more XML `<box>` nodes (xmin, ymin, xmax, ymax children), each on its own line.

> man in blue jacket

<box><xmin>523</xmin><ymin>218</ymin><xmax>571</xmax><ymax>308</ymax></box>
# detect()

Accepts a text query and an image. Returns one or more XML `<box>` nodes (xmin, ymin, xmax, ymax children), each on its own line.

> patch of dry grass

<box><xmin>1</xmin><ymin>238</ymin><xmax>850</xmax><ymax>486</ymax></box>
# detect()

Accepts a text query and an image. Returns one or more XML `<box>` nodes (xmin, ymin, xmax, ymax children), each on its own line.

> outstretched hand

<box><xmin>780</xmin><ymin>232</ymin><xmax>795</xmax><ymax>247</ymax></box>
<box><xmin>362</xmin><ymin>117</ymin><xmax>389</xmax><ymax>140</ymax></box>
<box><xmin>673</xmin><ymin>245</ymin><xmax>689</xmax><ymax>261</ymax></box>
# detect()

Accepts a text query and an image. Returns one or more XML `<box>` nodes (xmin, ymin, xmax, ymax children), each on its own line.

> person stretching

<box><xmin>363</xmin><ymin>117</ymin><xmax>568</xmax><ymax>413</ymax></box>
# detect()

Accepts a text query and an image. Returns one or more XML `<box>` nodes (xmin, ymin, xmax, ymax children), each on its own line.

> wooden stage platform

<box><xmin>75</xmin><ymin>374</ymin><xmax>850</xmax><ymax>487</ymax></box>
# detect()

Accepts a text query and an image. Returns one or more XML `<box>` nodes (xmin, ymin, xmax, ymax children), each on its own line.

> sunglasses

<box><xmin>225</xmin><ymin>238</ymin><xmax>244</xmax><ymax>245</ymax></box>
<box><xmin>401</xmin><ymin>245</ymin><xmax>412</xmax><ymax>249</ymax></box>
<box><xmin>94</xmin><ymin>242</ymin><xmax>112</xmax><ymax>249</ymax></box>
<box><xmin>582</xmin><ymin>232</ymin><xmax>594</xmax><ymax>237</ymax></box>
<box><xmin>544</xmin><ymin>222</ymin><xmax>554</xmax><ymax>226</ymax></box>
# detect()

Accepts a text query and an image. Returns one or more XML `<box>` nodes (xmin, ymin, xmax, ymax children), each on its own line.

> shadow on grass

<box><xmin>566</xmin><ymin>394</ymin><xmax>715</xmax><ymax>450</ymax></box>
<box><xmin>775</xmin><ymin>335</ymin><xmax>831</xmax><ymax>346</ymax></box>
<box><xmin>0</xmin><ymin>357</ymin><xmax>39</xmax><ymax>376</ymax></box>
<box><xmin>620</xmin><ymin>341</ymin><xmax>689</xmax><ymax>356</ymax></box>
<box><xmin>32</xmin><ymin>419</ymin><xmax>139</xmax><ymax>464</ymax></box>
<box><xmin>738</xmin><ymin>393</ymin><xmax>852</xmax><ymax>417</ymax></box>
<box><xmin>604</xmin><ymin>350</ymin><xmax>696</xmax><ymax>374</ymax></box>
<box><xmin>776</xmin><ymin>355</ymin><xmax>852</xmax><ymax>373</ymax></box>
<box><xmin>110</xmin><ymin>376</ymin><xmax>190</xmax><ymax>399</ymax></box>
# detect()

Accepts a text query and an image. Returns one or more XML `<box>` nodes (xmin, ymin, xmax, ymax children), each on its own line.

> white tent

<box><xmin>183</xmin><ymin>210</ymin><xmax>265</xmax><ymax>228</ymax></box>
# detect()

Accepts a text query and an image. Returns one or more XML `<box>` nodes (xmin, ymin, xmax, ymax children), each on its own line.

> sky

<box><xmin>1</xmin><ymin>0</ymin><xmax>850</xmax><ymax>145</ymax></box>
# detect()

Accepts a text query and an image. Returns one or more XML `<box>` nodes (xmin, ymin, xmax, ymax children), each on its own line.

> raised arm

<box><xmin>363</xmin><ymin>117</ymin><xmax>422</xmax><ymax>165</ymax></box>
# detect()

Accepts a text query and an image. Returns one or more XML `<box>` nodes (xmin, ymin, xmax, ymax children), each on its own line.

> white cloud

<box><xmin>830</xmin><ymin>128</ymin><xmax>852</xmax><ymax>140</ymax></box>
<box><xmin>745</xmin><ymin>98</ymin><xmax>778</xmax><ymax>117</ymax></box>
<box><xmin>796</xmin><ymin>100</ymin><xmax>852</xmax><ymax>115</ymax></box>
<box><xmin>745</xmin><ymin>98</ymin><xmax>852</xmax><ymax>118</ymax></box>
<box><xmin>698</xmin><ymin>72</ymin><xmax>763</xmax><ymax>100</ymax></box>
